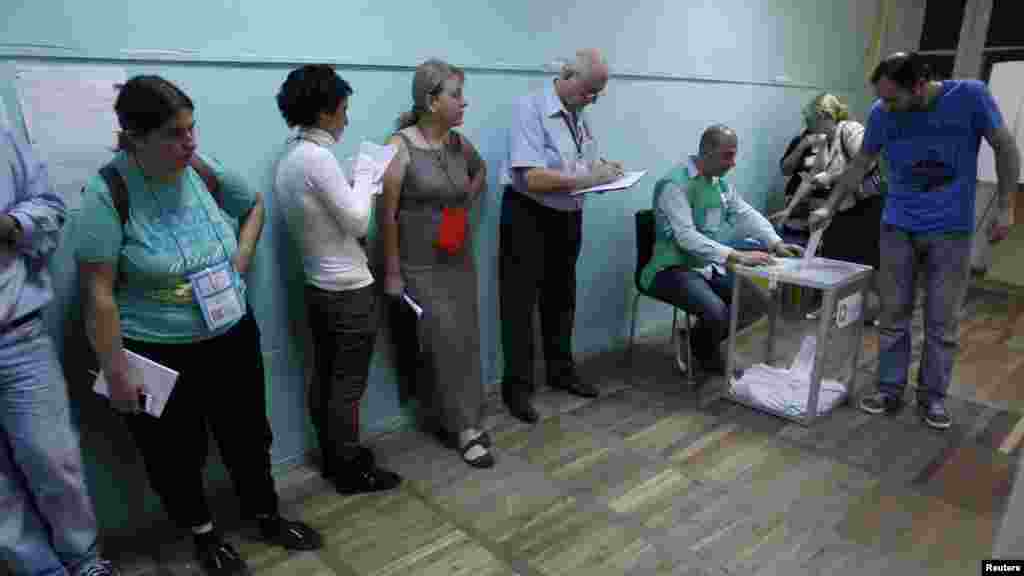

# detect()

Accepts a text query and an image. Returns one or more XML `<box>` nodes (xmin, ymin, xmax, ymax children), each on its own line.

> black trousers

<box><xmin>499</xmin><ymin>188</ymin><xmax>582</xmax><ymax>397</ymax></box>
<box><xmin>822</xmin><ymin>195</ymin><xmax>883</xmax><ymax>269</ymax></box>
<box><xmin>123</xmin><ymin>312</ymin><xmax>278</xmax><ymax>530</ymax></box>
<box><xmin>304</xmin><ymin>284</ymin><xmax>378</xmax><ymax>472</ymax></box>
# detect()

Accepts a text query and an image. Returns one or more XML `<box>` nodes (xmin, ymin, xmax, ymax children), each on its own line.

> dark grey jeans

<box><xmin>305</xmin><ymin>284</ymin><xmax>378</xmax><ymax>471</ymax></box>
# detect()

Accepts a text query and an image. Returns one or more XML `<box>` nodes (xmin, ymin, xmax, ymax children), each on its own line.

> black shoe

<box><xmin>548</xmin><ymin>369</ymin><xmax>599</xmax><ymax>398</ymax></box>
<box><xmin>77</xmin><ymin>560</ymin><xmax>120</xmax><ymax>576</ymax></box>
<box><xmin>321</xmin><ymin>445</ymin><xmax>374</xmax><ymax>480</ymax></box>
<box><xmin>695</xmin><ymin>352</ymin><xmax>726</xmax><ymax>376</ymax></box>
<box><xmin>859</xmin><ymin>391</ymin><xmax>904</xmax><ymax>415</ymax></box>
<box><xmin>331</xmin><ymin>450</ymin><xmax>402</xmax><ymax>495</ymax></box>
<box><xmin>459</xmin><ymin>434</ymin><xmax>495</xmax><ymax>469</ymax></box>
<box><xmin>502</xmin><ymin>383</ymin><xmax>539</xmax><ymax>423</ymax></box>
<box><xmin>432</xmin><ymin>427</ymin><xmax>492</xmax><ymax>449</ymax></box>
<box><xmin>431</xmin><ymin>426</ymin><xmax>495</xmax><ymax>467</ymax></box>
<box><xmin>194</xmin><ymin>532</ymin><xmax>250</xmax><ymax>576</ymax></box>
<box><xmin>257</xmin><ymin>515</ymin><xmax>323</xmax><ymax>551</ymax></box>
<box><xmin>917</xmin><ymin>399</ymin><xmax>952</xmax><ymax>430</ymax></box>
<box><xmin>503</xmin><ymin>394</ymin><xmax>539</xmax><ymax>423</ymax></box>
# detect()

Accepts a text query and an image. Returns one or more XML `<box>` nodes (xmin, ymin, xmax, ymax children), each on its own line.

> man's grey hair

<box><xmin>555</xmin><ymin>49</ymin><xmax>607</xmax><ymax>81</ymax></box>
<box><xmin>698</xmin><ymin>124</ymin><xmax>737</xmax><ymax>156</ymax></box>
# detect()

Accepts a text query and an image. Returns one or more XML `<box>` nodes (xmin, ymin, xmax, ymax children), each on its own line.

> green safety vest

<box><xmin>639</xmin><ymin>164</ymin><xmax>731</xmax><ymax>290</ymax></box>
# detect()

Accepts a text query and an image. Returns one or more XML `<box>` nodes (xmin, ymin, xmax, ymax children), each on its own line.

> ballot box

<box><xmin>723</xmin><ymin>256</ymin><xmax>874</xmax><ymax>426</ymax></box>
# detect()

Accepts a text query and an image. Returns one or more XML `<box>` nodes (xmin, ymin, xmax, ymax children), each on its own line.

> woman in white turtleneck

<box><xmin>274</xmin><ymin>64</ymin><xmax>401</xmax><ymax>495</ymax></box>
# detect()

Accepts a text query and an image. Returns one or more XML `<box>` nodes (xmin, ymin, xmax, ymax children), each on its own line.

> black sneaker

<box><xmin>76</xmin><ymin>559</ymin><xmax>120</xmax><ymax>576</ymax></box>
<box><xmin>917</xmin><ymin>399</ymin><xmax>952</xmax><ymax>430</ymax></box>
<box><xmin>502</xmin><ymin>393</ymin><xmax>540</xmax><ymax>423</ymax></box>
<box><xmin>194</xmin><ymin>533</ymin><xmax>250</xmax><ymax>576</ymax></box>
<box><xmin>859</xmin><ymin>391</ymin><xmax>904</xmax><ymax>415</ymax></box>
<box><xmin>695</xmin><ymin>352</ymin><xmax>726</xmax><ymax>376</ymax></box>
<box><xmin>322</xmin><ymin>446</ymin><xmax>375</xmax><ymax>481</ymax></box>
<box><xmin>548</xmin><ymin>368</ymin><xmax>598</xmax><ymax>398</ymax></box>
<box><xmin>257</xmin><ymin>515</ymin><xmax>323</xmax><ymax>550</ymax></box>
<box><xmin>332</xmin><ymin>449</ymin><xmax>402</xmax><ymax>495</ymax></box>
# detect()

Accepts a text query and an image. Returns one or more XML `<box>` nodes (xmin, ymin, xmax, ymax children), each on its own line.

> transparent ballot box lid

<box><xmin>725</xmin><ymin>260</ymin><xmax>872</xmax><ymax>422</ymax></box>
<box><xmin>734</xmin><ymin>256</ymin><xmax>873</xmax><ymax>290</ymax></box>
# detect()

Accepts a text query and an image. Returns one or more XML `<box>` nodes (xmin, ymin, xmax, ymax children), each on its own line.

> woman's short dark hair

<box><xmin>114</xmin><ymin>75</ymin><xmax>193</xmax><ymax>148</ymax></box>
<box><xmin>870</xmin><ymin>52</ymin><xmax>932</xmax><ymax>89</ymax></box>
<box><xmin>276</xmin><ymin>64</ymin><xmax>353</xmax><ymax>129</ymax></box>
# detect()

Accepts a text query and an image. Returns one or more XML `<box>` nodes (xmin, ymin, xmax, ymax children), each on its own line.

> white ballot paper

<box><xmin>344</xmin><ymin>141</ymin><xmax>398</xmax><ymax>193</ymax></box>
<box><xmin>93</xmin><ymin>350</ymin><xmax>179</xmax><ymax>418</ymax></box>
<box><xmin>804</xmin><ymin>226</ymin><xmax>825</xmax><ymax>260</ymax></box>
<box><xmin>729</xmin><ymin>335</ymin><xmax>846</xmax><ymax>417</ymax></box>
<box><xmin>571</xmin><ymin>170</ymin><xmax>647</xmax><ymax>196</ymax></box>
<box><xmin>402</xmin><ymin>290</ymin><xmax>423</xmax><ymax>318</ymax></box>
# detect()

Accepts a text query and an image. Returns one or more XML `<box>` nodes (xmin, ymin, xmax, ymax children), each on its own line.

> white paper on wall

<box><xmin>978</xmin><ymin>61</ymin><xmax>1024</xmax><ymax>184</ymax></box>
<box><xmin>13</xmin><ymin>64</ymin><xmax>125</xmax><ymax>210</ymax></box>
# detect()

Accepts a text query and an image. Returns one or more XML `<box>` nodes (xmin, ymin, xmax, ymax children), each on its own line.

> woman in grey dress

<box><xmin>378</xmin><ymin>59</ymin><xmax>492</xmax><ymax>468</ymax></box>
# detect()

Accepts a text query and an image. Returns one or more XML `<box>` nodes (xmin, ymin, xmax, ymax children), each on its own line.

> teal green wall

<box><xmin>1</xmin><ymin>0</ymin><xmax>876</xmax><ymax>534</ymax></box>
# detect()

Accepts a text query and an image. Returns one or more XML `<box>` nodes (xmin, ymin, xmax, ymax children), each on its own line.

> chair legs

<box><xmin>628</xmin><ymin>292</ymin><xmax>641</xmax><ymax>373</ymax></box>
<box><xmin>684</xmin><ymin>312</ymin><xmax>694</xmax><ymax>383</ymax></box>
<box><xmin>673</xmin><ymin>309</ymin><xmax>694</xmax><ymax>383</ymax></box>
<box><xmin>630</xmin><ymin>292</ymin><xmax>694</xmax><ymax>386</ymax></box>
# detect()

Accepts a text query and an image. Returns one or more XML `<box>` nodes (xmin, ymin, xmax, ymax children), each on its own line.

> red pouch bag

<box><xmin>436</xmin><ymin>206</ymin><xmax>467</xmax><ymax>255</ymax></box>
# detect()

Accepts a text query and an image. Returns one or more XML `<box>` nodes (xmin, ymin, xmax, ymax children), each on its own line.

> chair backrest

<box><xmin>634</xmin><ymin>209</ymin><xmax>655</xmax><ymax>292</ymax></box>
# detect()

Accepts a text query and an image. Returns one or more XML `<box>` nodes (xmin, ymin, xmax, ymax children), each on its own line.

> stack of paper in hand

<box><xmin>93</xmin><ymin>350</ymin><xmax>179</xmax><ymax>418</ymax></box>
<box><xmin>729</xmin><ymin>334</ymin><xmax>846</xmax><ymax>417</ymax></box>
<box><xmin>804</xmin><ymin>227</ymin><xmax>824</xmax><ymax>262</ymax></box>
<box><xmin>344</xmin><ymin>141</ymin><xmax>398</xmax><ymax>194</ymax></box>
<box><xmin>570</xmin><ymin>170</ymin><xmax>647</xmax><ymax>196</ymax></box>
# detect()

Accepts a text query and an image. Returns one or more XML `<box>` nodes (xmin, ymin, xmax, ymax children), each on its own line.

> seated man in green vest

<box><xmin>640</xmin><ymin>124</ymin><xmax>803</xmax><ymax>375</ymax></box>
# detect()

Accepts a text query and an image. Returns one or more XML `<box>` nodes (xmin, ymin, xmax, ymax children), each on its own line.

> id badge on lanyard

<box><xmin>704</xmin><ymin>189</ymin><xmax>729</xmax><ymax>233</ymax></box>
<box><xmin>704</xmin><ymin>207</ymin><xmax>723</xmax><ymax>231</ymax></box>
<box><xmin>188</xmin><ymin>260</ymin><xmax>244</xmax><ymax>331</ymax></box>
<box><xmin>575</xmin><ymin>138</ymin><xmax>598</xmax><ymax>174</ymax></box>
<box><xmin>562</xmin><ymin>112</ymin><xmax>595</xmax><ymax>175</ymax></box>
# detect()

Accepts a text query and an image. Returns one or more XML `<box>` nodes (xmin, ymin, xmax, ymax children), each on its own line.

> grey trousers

<box><xmin>876</xmin><ymin>223</ymin><xmax>972</xmax><ymax>402</ymax></box>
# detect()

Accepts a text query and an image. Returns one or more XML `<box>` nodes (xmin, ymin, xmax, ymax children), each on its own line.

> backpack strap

<box><xmin>189</xmin><ymin>155</ymin><xmax>222</xmax><ymax>207</ymax></box>
<box><xmin>98</xmin><ymin>163</ymin><xmax>131</xmax><ymax>226</ymax></box>
<box><xmin>96</xmin><ymin>155</ymin><xmax>223</xmax><ymax>229</ymax></box>
<box><xmin>838</xmin><ymin>122</ymin><xmax>880</xmax><ymax>177</ymax></box>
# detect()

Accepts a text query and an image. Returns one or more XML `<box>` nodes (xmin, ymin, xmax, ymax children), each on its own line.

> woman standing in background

<box><xmin>78</xmin><ymin>75</ymin><xmax>321</xmax><ymax>576</ymax></box>
<box><xmin>275</xmin><ymin>64</ymin><xmax>402</xmax><ymax>494</ymax></box>
<box><xmin>378</xmin><ymin>59</ymin><xmax>492</xmax><ymax>468</ymax></box>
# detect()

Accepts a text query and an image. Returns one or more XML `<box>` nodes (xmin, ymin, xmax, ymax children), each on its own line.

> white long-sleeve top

<box><xmin>275</xmin><ymin>127</ymin><xmax>375</xmax><ymax>292</ymax></box>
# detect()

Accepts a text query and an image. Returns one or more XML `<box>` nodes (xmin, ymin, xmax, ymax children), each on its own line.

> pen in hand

<box><xmin>600</xmin><ymin>158</ymin><xmax>625</xmax><ymax>177</ymax></box>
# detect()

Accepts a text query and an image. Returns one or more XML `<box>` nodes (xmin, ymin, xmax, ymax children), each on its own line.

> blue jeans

<box><xmin>876</xmin><ymin>224</ymin><xmax>972</xmax><ymax>403</ymax></box>
<box><xmin>0</xmin><ymin>317</ymin><xmax>100</xmax><ymax>576</ymax></box>
<box><xmin>648</xmin><ymin>246</ymin><xmax>771</xmax><ymax>368</ymax></box>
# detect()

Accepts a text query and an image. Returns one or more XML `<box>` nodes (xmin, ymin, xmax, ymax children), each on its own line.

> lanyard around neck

<box><xmin>560</xmin><ymin>111</ymin><xmax>585</xmax><ymax>155</ymax></box>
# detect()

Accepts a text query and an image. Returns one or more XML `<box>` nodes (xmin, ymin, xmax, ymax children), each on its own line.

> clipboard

<box><xmin>571</xmin><ymin>170</ymin><xmax>647</xmax><ymax>196</ymax></box>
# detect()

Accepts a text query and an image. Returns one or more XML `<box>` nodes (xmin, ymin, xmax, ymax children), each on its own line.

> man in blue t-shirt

<box><xmin>811</xmin><ymin>52</ymin><xmax>1021</xmax><ymax>430</ymax></box>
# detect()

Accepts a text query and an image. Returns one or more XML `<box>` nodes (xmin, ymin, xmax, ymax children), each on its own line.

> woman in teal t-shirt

<box><xmin>76</xmin><ymin>75</ymin><xmax>321</xmax><ymax>576</ymax></box>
